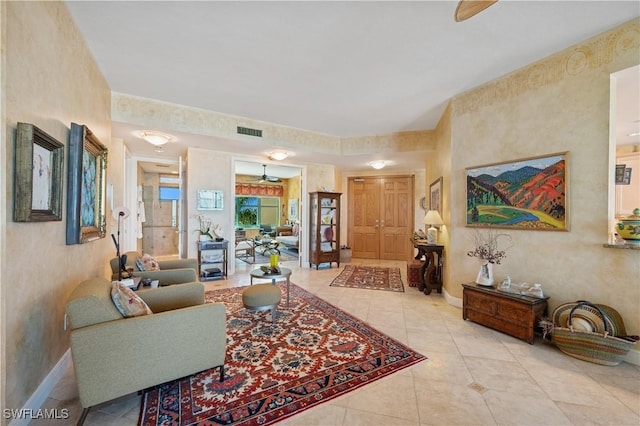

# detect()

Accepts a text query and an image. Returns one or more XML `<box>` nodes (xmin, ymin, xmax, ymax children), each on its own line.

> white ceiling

<box><xmin>65</xmin><ymin>1</ymin><xmax>640</xmax><ymax>175</ymax></box>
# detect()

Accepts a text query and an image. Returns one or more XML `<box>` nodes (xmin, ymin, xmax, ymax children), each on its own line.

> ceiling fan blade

<box><xmin>454</xmin><ymin>0</ymin><xmax>498</xmax><ymax>22</ymax></box>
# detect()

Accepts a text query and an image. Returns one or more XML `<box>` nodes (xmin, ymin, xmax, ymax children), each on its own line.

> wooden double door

<box><xmin>348</xmin><ymin>175</ymin><xmax>414</xmax><ymax>260</ymax></box>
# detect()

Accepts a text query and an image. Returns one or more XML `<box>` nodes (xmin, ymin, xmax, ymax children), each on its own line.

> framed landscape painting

<box><xmin>66</xmin><ymin>123</ymin><xmax>108</xmax><ymax>244</ymax></box>
<box><xmin>466</xmin><ymin>152</ymin><xmax>569</xmax><ymax>231</ymax></box>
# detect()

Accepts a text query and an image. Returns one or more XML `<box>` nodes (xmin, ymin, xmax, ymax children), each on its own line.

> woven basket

<box><xmin>551</xmin><ymin>301</ymin><xmax>638</xmax><ymax>366</ymax></box>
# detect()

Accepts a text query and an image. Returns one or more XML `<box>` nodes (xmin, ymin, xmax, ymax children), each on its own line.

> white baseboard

<box><xmin>9</xmin><ymin>349</ymin><xmax>71</xmax><ymax>426</ymax></box>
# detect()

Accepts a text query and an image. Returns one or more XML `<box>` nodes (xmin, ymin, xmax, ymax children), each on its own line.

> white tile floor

<box><xmin>36</xmin><ymin>259</ymin><xmax>640</xmax><ymax>425</ymax></box>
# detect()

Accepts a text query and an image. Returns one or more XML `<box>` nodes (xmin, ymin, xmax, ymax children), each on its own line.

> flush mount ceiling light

<box><xmin>628</xmin><ymin>132</ymin><xmax>640</xmax><ymax>137</ymax></box>
<box><xmin>268</xmin><ymin>150</ymin><xmax>289</xmax><ymax>161</ymax></box>
<box><xmin>368</xmin><ymin>160</ymin><xmax>387</xmax><ymax>170</ymax></box>
<box><xmin>136</xmin><ymin>130</ymin><xmax>174</xmax><ymax>146</ymax></box>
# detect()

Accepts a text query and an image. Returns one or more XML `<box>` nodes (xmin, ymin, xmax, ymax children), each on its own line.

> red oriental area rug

<box><xmin>139</xmin><ymin>283</ymin><xmax>424</xmax><ymax>425</ymax></box>
<box><xmin>330</xmin><ymin>265</ymin><xmax>405</xmax><ymax>292</ymax></box>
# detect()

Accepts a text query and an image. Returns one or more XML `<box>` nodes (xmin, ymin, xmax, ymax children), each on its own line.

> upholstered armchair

<box><xmin>66</xmin><ymin>277</ymin><xmax>226</xmax><ymax>424</ymax></box>
<box><xmin>109</xmin><ymin>251</ymin><xmax>198</xmax><ymax>285</ymax></box>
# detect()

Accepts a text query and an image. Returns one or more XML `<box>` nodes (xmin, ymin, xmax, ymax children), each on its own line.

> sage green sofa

<box><xmin>66</xmin><ymin>277</ymin><xmax>226</xmax><ymax>424</ymax></box>
<box><xmin>109</xmin><ymin>251</ymin><xmax>198</xmax><ymax>285</ymax></box>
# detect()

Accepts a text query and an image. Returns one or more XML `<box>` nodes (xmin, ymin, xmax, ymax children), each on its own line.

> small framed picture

<box><xmin>14</xmin><ymin>123</ymin><xmax>64</xmax><ymax>222</ymax></box>
<box><xmin>289</xmin><ymin>198</ymin><xmax>298</xmax><ymax>220</ymax></box>
<box><xmin>429</xmin><ymin>177</ymin><xmax>443</xmax><ymax>215</ymax></box>
<box><xmin>615</xmin><ymin>164</ymin><xmax>626</xmax><ymax>184</ymax></box>
<box><xmin>198</xmin><ymin>189</ymin><xmax>224</xmax><ymax>210</ymax></box>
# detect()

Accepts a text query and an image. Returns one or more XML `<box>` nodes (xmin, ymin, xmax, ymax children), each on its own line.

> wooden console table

<box><xmin>462</xmin><ymin>283</ymin><xmax>549</xmax><ymax>344</ymax></box>
<box><xmin>411</xmin><ymin>240</ymin><xmax>444</xmax><ymax>295</ymax></box>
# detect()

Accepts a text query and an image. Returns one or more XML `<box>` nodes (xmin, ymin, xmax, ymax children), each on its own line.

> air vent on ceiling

<box><xmin>237</xmin><ymin>126</ymin><xmax>262</xmax><ymax>138</ymax></box>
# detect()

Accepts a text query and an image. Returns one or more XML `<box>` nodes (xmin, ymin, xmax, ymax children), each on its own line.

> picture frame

<box><xmin>14</xmin><ymin>123</ymin><xmax>64</xmax><ymax>222</ymax></box>
<box><xmin>615</xmin><ymin>164</ymin><xmax>626</xmax><ymax>184</ymax></box>
<box><xmin>429</xmin><ymin>177</ymin><xmax>443</xmax><ymax>215</ymax></box>
<box><xmin>289</xmin><ymin>198</ymin><xmax>298</xmax><ymax>220</ymax></box>
<box><xmin>465</xmin><ymin>152</ymin><xmax>569</xmax><ymax>231</ymax></box>
<box><xmin>198</xmin><ymin>189</ymin><xmax>224</xmax><ymax>210</ymax></box>
<box><xmin>66</xmin><ymin>123</ymin><xmax>108</xmax><ymax>244</ymax></box>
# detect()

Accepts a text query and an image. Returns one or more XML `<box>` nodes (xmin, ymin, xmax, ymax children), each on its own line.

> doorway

<box><xmin>348</xmin><ymin>175</ymin><xmax>414</xmax><ymax>260</ymax></box>
<box><xmin>140</xmin><ymin>172</ymin><xmax>180</xmax><ymax>256</ymax></box>
<box><xmin>233</xmin><ymin>160</ymin><xmax>304</xmax><ymax>265</ymax></box>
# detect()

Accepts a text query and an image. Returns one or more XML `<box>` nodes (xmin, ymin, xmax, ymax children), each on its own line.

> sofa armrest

<box><xmin>137</xmin><ymin>282</ymin><xmax>204</xmax><ymax>312</ymax></box>
<box><xmin>70</xmin><ymin>302</ymin><xmax>226</xmax><ymax>408</ymax></box>
<box><xmin>158</xmin><ymin>258</ymin><xmax>198</xmax><ymax>271</ymax></box>
<box><xmin>132</xmin><ymin>268</ymin><xmax>197</xmax><ymax>286</ymax></box>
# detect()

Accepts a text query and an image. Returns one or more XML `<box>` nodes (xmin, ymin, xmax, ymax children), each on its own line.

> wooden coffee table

<box><xmin>249</xmin><ymin>267</ymin><xmax>291</xmax><ymax>306</ymax></box>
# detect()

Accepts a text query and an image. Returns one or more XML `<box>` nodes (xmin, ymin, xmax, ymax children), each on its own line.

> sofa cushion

<box><xmin>111</xmin><ymin>282</ymin><xmax>153</xmax><ymax>318</ymax></box>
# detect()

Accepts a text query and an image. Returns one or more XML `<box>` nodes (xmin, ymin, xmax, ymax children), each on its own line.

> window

<box><xmin>159</xmin><ymin>174</ymin><xmax>180</xmax><ymax>201</ymax></box>
<box><xmin>159</xmin><ymin>186</ymin><xmax>180</xmax><ymax>201</ymax></box>
<box><xmin>235</xmin><ymin>196</ymin><xmax>280</xmax><ymax>228</ymax></box>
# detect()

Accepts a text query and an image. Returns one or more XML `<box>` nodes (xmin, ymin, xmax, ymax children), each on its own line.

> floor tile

<box><xmin>30</xmin><ymin>259</ymin><xmax>640</xmax><ymax>426</ymax></box>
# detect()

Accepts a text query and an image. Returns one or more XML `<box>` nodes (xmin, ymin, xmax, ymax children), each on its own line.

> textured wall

<box><xmin>446</xmin><ymin>20</ymin><xmax>640</xmax><ymax>333</ymax></box>
<box><xmin>2</xmin><ymin>1</ymin><xmax>112</xmax><ymax>411</ymax></box>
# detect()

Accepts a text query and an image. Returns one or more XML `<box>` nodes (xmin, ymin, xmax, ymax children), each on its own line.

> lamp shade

<box><xmin>422</xmin><ymin>210</ymin><xmax>443</xmax><ymax>226</ymax></box>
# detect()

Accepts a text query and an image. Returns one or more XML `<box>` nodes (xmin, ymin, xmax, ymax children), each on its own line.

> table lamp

<box><xmin>422</xmin><ymin>210</ymin><xmax>444</xmax><ymax>245</ymax></box>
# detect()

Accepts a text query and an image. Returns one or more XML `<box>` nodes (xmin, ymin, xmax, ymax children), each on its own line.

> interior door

<box><xmin>349</xmin><ymin>176</ymin><xmax>414</xmax><ymax>260</ymax></box>
<box><xmin>349</xmin><ymin>178</ymin><xmax>380</xmax><ymax>259</ymax></box>
<box><xmin>380</xmin><ymin>177</ymin><xmax>413</xmax><ymax>260</ymax></box>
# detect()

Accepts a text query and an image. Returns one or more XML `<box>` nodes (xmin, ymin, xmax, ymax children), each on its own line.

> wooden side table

<box><xmin>462</xmin><ymin>283</ymin><xmax>549</xmax><ymax>344</ymax></box>
<box><xmin>411</xmin><ymin>240</ymin><xmax>444</xmax><ymax>295</ymax></box>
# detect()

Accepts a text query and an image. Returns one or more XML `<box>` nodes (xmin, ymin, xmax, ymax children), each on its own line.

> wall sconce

<box><xmin>422</xmin><ymin>210</ymin><xmax>444</xmax><ymax>245</ymax></box>
<box><xmin>136</xmin><ymin>130</ymin><xmax>174</xmax><ymax>146</ymax></box>
<box><xmin>368</xmin><ymin>160</ymin><xmax>387</xmax><ymax>170</ymax></box>
<box><xmin>268</xmin><ymin>150</ymin><xmax>289</xmax><ymax>161</ymax></box>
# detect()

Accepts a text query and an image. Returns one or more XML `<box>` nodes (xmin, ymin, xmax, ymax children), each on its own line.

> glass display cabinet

<box><xmin>308</xmin><ymin>191</ymin><xmax>341</xmax><ymax>269</ymax></box>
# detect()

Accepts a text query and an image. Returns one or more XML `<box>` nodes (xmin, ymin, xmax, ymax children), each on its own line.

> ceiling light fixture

<box><xmin>628</xmin><ymin>132</ymin><xmax>640</xmax><ymax>137</ymax></box>
<box><xmin>137</xmin><ymin>130</ymin><xmax>174</xmax><ymax>146</ymax></box>
<box><xmin>268</xmin><ymin>150</ymin><xmax>289</xmax><ymax>161</ymax></box>
<box><xmin>368</xmin><ymin>160</ymin><xmax>387</xmax><ymax>170</ymax></box>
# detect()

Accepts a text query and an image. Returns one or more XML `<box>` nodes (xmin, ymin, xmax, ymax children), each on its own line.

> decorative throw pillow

<box><xmin>135</xmin><ymin>258</ymin><xmax>145</xmax><ymax>271</ymax></box>
<box><xmin>140</xmin><ymin>254</ymin><xmax>160</xmax><ymax>271</ymax></box>
<box><xmin>111</xmin><ymin>282</ymin><xmax>153</xmax><ymax>318</ymax></box>
<box><xmin>292</xmin><ymin>223</ymin><xmax>299</xmax><ymax>236</ymax></box>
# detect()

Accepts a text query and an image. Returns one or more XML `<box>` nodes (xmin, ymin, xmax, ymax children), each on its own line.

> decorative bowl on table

<box><xmin>259</xmin><ymin>265</ymin><xmax>281</xmax><ymax>274</ymax></box>
<box><xmin>616</xmin><ymin>208</ymin><xmax>640</xmax><ymax>243</ymax></box>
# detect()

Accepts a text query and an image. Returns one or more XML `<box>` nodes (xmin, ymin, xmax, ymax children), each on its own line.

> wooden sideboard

<box><xmin>462</xmin><ymin>283</ymin><xmax>549</xmax><ymax>344</ymax></box>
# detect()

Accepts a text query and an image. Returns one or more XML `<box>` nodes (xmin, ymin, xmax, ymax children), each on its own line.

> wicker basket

<box><xmin>551</xmin><ymin>301</ymin><xmax>638</xmax><ymax>366</ymax></box>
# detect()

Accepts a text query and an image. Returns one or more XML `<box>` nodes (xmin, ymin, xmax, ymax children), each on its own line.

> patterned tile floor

<box><xmin>35</xmin><ymin>259</ymin><xmax>640</xmax><ymax>425</ymax></box>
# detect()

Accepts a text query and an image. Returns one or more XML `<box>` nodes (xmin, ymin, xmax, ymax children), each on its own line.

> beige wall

<box><xmin>446</xmin><ymin>20</ymin><xmax>640</xmax><ymax>334</ymax></box>
<box><xmin>2</xmin><ymin>4</ymin><xmax>638</xmax><ymax>414</ymax></box>
<box><xmin>2</xmin><ymin>1</ymin><xmax>115</xmax><ymax>412</ymax></box>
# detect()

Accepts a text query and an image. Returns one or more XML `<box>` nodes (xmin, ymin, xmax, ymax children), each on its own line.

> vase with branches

<box><xmin>467</xmin><ymin>229</ymin><xmax>512</xmax><ymax>285</ymax></box>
